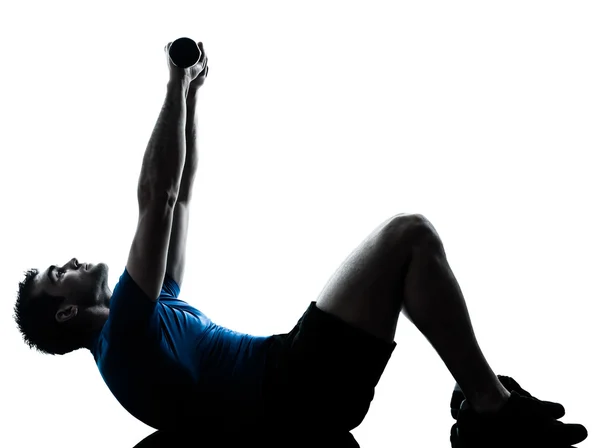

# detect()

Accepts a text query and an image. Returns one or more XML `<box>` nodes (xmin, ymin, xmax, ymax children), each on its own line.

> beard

<box><xmin>80</xmin><ymin>262</ymin><xmax>110</xmax><ymax>308</ymax></box>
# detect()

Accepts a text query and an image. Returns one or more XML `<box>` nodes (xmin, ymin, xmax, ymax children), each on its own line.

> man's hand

<box><xmin>165</xmin><ymin>41</ymin><xmax>208</xmax><ymax>86</ymax></box>
<box><xmin>189</xmin><ymin>41</ymin><xmax>209</xmax><ymax>92</ymax></box>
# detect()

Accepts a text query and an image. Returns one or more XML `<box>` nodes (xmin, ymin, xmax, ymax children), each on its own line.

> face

<box><xmin>32</xmin><ymin>258</ymin><xmax>111</xmax><ymax>324</ymax></box>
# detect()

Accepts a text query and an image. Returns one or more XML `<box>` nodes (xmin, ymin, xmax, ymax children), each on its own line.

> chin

<box><xmin>90</xmin><ymin>262</ymin><xmax>108</xmax><ymax>274</ymax></box>
<box><xmin>89</xmin><ymin>263</ymin><xmax>109</xmax><ymax>288</ymax></box>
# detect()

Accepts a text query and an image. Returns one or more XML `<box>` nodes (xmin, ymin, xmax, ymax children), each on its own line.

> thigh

<box><xmin>316</xmin><ymin>213</ymin><xmax>419</xmax><ymax>343</ymax></box>
<box><xmin>265</xmin><ymin>302</ymin><xmax>396</xmax><ymax>432</ymax></box>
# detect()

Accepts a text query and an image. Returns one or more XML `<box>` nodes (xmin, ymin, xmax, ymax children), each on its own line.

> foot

<box><xmin>450</xmin><ymin>375</ymin><xmax>567</xmax><ymax>420</ymax></box>
<box><xmin>456</xmin><ymin>391</ymin><xmax>589</xmax><ymax>447</ymax></box>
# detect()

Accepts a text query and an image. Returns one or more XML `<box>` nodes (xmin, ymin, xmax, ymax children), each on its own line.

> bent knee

<box><xmin>386</xmin><ymin>213</ymin><xmax>443</xmax><ymax>249</ymax></box>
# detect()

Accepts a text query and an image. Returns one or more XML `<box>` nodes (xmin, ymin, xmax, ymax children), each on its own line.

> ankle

<box><xmin>471</xmin><ymin>388</ymin><xmax>511</xmax><ymax>414</ymax></box>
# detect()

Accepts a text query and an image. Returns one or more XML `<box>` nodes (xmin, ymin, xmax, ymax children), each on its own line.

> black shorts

<box><xmin>262</xmin><ymin>301</ymin><xmax>397</xmax><ymax>433</ymax></box>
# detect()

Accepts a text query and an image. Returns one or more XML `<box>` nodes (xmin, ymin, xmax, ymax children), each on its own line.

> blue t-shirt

<box><xmin>90</xmin><ymin>268</ymin><xmax>275</xmax><ymax>430</ymax></box>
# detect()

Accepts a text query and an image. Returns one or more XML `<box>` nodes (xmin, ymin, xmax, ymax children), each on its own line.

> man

<box><xmin>14</xmin><ymin>41</ymin><xmax>588</xmax><ymax>447</ymax></box>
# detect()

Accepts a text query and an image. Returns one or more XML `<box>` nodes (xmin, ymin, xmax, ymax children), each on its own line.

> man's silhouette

<box><xmin>13</xmin><ymin>42</ymin><xmax>588</xmax><ymax>447</ymax></box>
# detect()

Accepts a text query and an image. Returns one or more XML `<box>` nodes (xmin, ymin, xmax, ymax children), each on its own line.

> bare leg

<box><xmin>401</xmin><ymin>217</ymin><xmax>510</xmax><ymax>413</ymax></box>
<box><xmin>316</xmin><ymin>214</ymin><xmax>510</xmax><ymax>413</ymax></box>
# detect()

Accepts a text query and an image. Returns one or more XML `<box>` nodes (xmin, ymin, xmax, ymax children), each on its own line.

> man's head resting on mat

<box><xmin>13</xmin><ymin>258</ymin><xmax>112</xmax><ymax>356</ymax></box>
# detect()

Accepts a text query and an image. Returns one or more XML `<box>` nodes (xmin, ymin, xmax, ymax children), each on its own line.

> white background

<box><xmin>1</xmin><ymin>1</ymin><xmax>598</xmax><ymax>447</ymax></box>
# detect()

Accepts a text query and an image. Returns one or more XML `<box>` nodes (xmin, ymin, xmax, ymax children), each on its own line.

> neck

<box><xmin>80</xmin><ymin>306</ymin><xmax>110</xmax><ymax>350</ymax></box>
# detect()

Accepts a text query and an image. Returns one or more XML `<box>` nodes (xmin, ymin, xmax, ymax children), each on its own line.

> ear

<box><xmin>55</xmin><ymin>304</ymin><xmax>78</xmax><ymax>323</ymax></box>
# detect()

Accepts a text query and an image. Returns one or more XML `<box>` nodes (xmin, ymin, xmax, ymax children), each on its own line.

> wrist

<box><xmin>187</xmin><ymin>85</ymin><xmax>200</xmax><ymax>100</ymax></box>
<box><xmin>167</xmin><ymin>78</ymin><xmax>191</xmax><ymax>96</ymax></box>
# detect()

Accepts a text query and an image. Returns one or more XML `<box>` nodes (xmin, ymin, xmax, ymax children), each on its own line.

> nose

<box><xmin>65</xmin><ymin>258</ymin><xmax>79</xmax><ymax>270</ymax></box>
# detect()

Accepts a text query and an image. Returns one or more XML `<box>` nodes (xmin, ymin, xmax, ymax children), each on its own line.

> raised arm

<box><xmin>126</xmin><ymin>43</ymin><xmax>206</xmax><ymax>302</ymax></box>
<box><xmin>166</xmin><ymin>42</ymin><xmax>209</xmax><ymax>288</ymax></box>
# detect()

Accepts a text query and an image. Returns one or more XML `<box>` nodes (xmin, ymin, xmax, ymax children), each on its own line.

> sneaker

<box><xmin>450</xmin><ymin>375</ymin><xmax>565</xmax><ymax>419</ymax></box>
<box><xmin>456</xmin><ymin>390</ymin><xmax>588</xmax><ymax>447</ymax></box>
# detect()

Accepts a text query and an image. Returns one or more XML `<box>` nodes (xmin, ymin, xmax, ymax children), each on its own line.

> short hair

<box><xmin>13</xmin><ymin>268</ymin><xmax>84</xmax><ymax>355</ymax></box>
